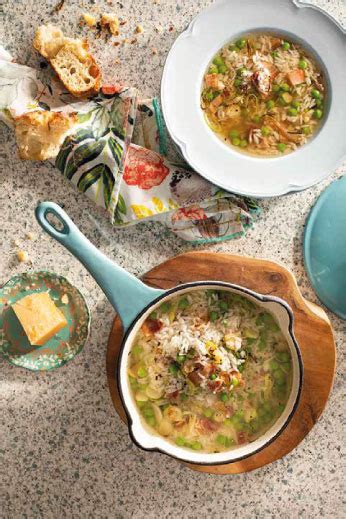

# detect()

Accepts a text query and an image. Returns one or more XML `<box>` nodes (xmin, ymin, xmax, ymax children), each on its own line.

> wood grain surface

<box><xmin>106</xmin><ymin>252</ymin><xmax>336</xmax><ymax>474</ymax></box>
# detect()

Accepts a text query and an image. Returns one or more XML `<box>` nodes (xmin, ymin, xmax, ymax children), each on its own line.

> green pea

<box><xmin>277</xmin><ymin>142</ymin><xmax>287</xmax><ymax>153</ymax></box>
<box><xmin>229</xmin><ymin>44</ymin><xmax>237</xmax><ymax>52</ymax></box>
<box><xmin>313</xmin><ymin>109</ymin><xmax>323</xmax><ymax>119</ymax></box>
<box><xmin>219</xmin><ymin>300</ymin><xmax>229</xmax><ymax>312</ymax></box>
<box><xmin>240</xmin><ymin>139</ymin><xmax>248</xmax><ymax>148</ymax></box>
<box><xmin>298</xmin><ymin>59</ymin><xmax>308</xmax><ymax>70</ymax></box>
<box><xmin>146</xmin><ymin>416</ymin><xmax>156</xmax><ymax>427</ymax></box>
<box><xmin>209</xmin><ymin>373</ymin><xmax>217</xmax><ymax>380</ymax></box>
<box><xmin>311</xmin><ymin>89</ymin><xmax>321</xmax><ymax>99</ymax></box>
<box><xmin>236</xmin><ymin>38</ymin><xmax>247</xmax><ymax>49</ymax></box>
<box><xmin>142</xmin><ymin>405</ymin><xmax>154</xmax><ymax>418</ymax></box>
<box><xmin>232</xmin><ymin>137</ymin><xmax>241</xmax><ymax>146</ymax></box>
<box><xmin>180</xmin><ymin>393</ymin><xmax>188</xmax><ymax>401</ymax></box>
<box><xmin>258</xmin><ymin>332</ymin><xmax>267</xmax><ymax>351</ymax></box>
<box><xmin>282</xmin><ymin>41</ymin><xmax>291</xmax><ymax>51</ymax></box>
<box><xmin>261</xmin><ymin>126</ymin><xmax>271</xmax><ymax>136</ymax></box>
<box><xmin>176</xmin><ymin>354</ymin><xmax>186</xmax><ymax>364</ymax></box>
<box><xmin>236</xmin><ymin>67</ymin><xmax>247</xmax><ymax>76</ymax></box>
<box><xmin>210</xmin><ymin>311</ymin><xmax>219</xmax><ymax>322</ymax></box>
<box><xmin>278</xmin><ymin>97</ymin><xmax>288</xmax><ymax>107</ymax></box>
<box><xmin>232</xmin><ymin>376</ymin><xmax>239</xmax><ymax>387</ymax></box>
<box><xmin>132</xmin><ymin>345</ymin><xmax>143</xmax><ymax>356</ymax></box>
<box><xmin>216</xmin><ymin>434</ymin><xmax>228</xmax><ymax>446</ymax></box>
<box><xmin>225</xmin><ymin>437</ymin><xmax>235</xmax><ymax>448</ymax></box>
<box><xmin>281</xmin><ymin>83</ymin><xmax>290</xmax><ymax>92</ymax></box>
<box><xmin>169</xmin><ymin>362</ymin><xmax>179</xmax><ymax>376</ymax></box>
<box><xmin>204</xmin><ymin>90</ymin><xmax>214</xmax><ymax>102</ymax></box>
<box><xmin>269</xmin><ymin>360</ymin><xmax>280</xmax><ymax>371</ymax></box>
<box><xmin>224</xmin><ymin>417</ymin><xmax>233</xmax><ymax>426</ymax></box>
<box><xmin>291</xmin><ymin>100</ymin><xmax>300</xmax><ymax>109</ymax></box>
<box><xmin>302</xmin><ymin>126</ymin><xmax>311</xmax><ymax>135</ymax></box>
<box><xmin>149</xmin><ymin>312</ymin><xmax>157</xmax><ymax>320</ymax></box>
<box><xmin>137</xmin><ymin>367</ymin><xmax>148</xmax><ymax>378</ymax></box>
<box><xmin>273</xmin><ymin>369</ymin><xmax>286</xmax><ymax>385</ymax></box>
<box><xmin>229</xmin><ymin>129</ymin><xmax>240</xmax><ymax>139</ymax></box>
<box><xmin>252</xmin><ymin>115</ymin><xmax>262</xmax><ymax>124</ymax></box>
<box><xmin>276</xmin><ymin>351</ymin><xmax>291</xmax><ymax>363</ymax></box>
<box><xmin>213</xmin><ymin>55</ymin><xmax>224</xmax><ymax>67</ymax></box>
<box><xmin>203</xmin><ymin>408</ymin><xmax>214</xmax><ymax>418</ymax></box>
<box><xmin>272</xmin><ymin>84</ymin><xmax>281</xmax><ymax>93</ymax></box>
<box><xmin>187</xmin><ymin>348</ymin><xmax>196</xmax><ymax>359</ymax></box>
<box><xmin>315</xmin><ymin>99</ymin><xmax>323</xmax><ymax>108</ymax></box>
<box><xmin>287</xmin><ymin>107</ymin><xmax>298</xmax><ymax>117</ymax></box>
<box><xmin>271</xmin><ymin>50</ymin><xmax>279</xmax><ymax>58</ymax></box>
<box><xmin>218</xmin><ymin>64</ymin><xmax>228</xmax><ymax>74</ymax></box>
<box><xmin>220</xmin><ymin>392</ymin><xmax>229</xmax><ymax>402</ymax></box>
<box><xmin>178</xmin><ymin>297</ymin><xmax>189</xmax><ymax>310</ymax></box>
<box><xmin>208</xmin><ymin>64</ymin><xmax>218</xmax><ymax>74</ymax></box>
<box><xmin>191</xmin><ymin>441</ymin><xmax>202</xmax><ymax>450</ymax></box>
<box><xmin>175</xmin><ymin>436</ymin><xmax>185</xmax><ymax>447</ymax></box>
<box><xmin>234</xmin><ymin>78</ymin><xmax>242</xmax><ymax>87</ymax></box>
<box><xmin>160</xmin><ymin>302</ymin><xmax>171</xmax><ymax>313</ymax></box>
<box><xmin>266</xmin><ymin>100</ymin><xmax>275</xmax><ymax>110</ymax></box>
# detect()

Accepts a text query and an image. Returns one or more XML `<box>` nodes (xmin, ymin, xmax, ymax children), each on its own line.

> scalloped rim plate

<box><xmin>0</xmin><ymin>271</ymin><xmax>91</xmax><ymax>371</ymax></box>
<box><xmin>161</xmin><ymin>0</ymin><xmax>346</xmax><ymax>198</ymax></box>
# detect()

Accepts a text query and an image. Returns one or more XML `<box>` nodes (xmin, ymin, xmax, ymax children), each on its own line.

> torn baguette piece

<box><xmin>14</xmin><ymin>110</ymin><xmax>77</xmax><ymax>161</ymax></box>
<box><xmin>33</xmin><ymin>24</ymin><xmax>101</xmax><ymax>97</ymax></box>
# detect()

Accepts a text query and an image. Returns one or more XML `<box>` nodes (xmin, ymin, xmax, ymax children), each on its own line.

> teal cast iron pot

<box><xmin>36</xmin><ymin>202</ymin><xmax>303</xmax><ymax>466</ymax></box>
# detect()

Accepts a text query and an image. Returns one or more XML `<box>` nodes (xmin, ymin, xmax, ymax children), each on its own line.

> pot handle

<box><xmin>35</xmin><ymin>202</ymin><xmax>164</xmax><ymax>331</ymax></box>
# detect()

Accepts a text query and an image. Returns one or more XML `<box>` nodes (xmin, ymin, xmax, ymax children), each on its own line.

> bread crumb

<box><xmin>82</xmin><ymin>13</ymin><xmax>97</xmax><ymax>27</ymax></box>
<box><xmin>135</xmin><ymin>25</ymin><xmax>144</xmax><ymax>34</ymax></box>
<box><xmin>120</xmin><ymin>20</ymin><xmax>127</xmax><ymax>26</ymax></box>
<box><xmin>61</xmin><ymin>294</ymin><xmax>69</xmax><ymax>304</ymax></box>
<box><xmin>17</xmin><ymin>250</ymin><xmax>28</xmax><ymax>263</ymax></box>
<box><xmin>101</xmin><ymin>13</ymin><xmax>119</xmax><ymax>36</ymax></box>
<box><xmin>122</xmin><ymin>38</ymin><xmax>130</xmax><ymax>44</ymax></box>
<box><xmin>113</xmin><ymin>41</ymin><xmax>120</xmax><ymax>47</ymax></box>
<box><xmin>114</xmin><ymin>58</ymin><xmax>120</xmax><ymax>64</ymax></box>
<box><xmin>155</xmin><ymin>25</ymin><xmax>163</xmax><ymax>33</ymax></box>
<box><xmin>13</xmin><ymin>239</ymin><xmax>20</xmax><ymax>247</ymax></box>
<box><xmin>152</xmin><ymin>47</ymin><xmax>158</xmax><ymax>55</ymax></box>
<box><xmin>26</xmin><ymin>232</ymin><xmax>36</xmax><ymax>241</ymax></box>
<box><xmin>130</xmin><ymin>38</ymin><xmax>137</xmax><ymax>44</ymax></box>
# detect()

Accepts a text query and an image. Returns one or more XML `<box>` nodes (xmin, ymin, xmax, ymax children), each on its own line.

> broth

<box><xmin>201</xmin><ymin>33</ymin><xmax>326</xmax><ymax>157</ymax></box>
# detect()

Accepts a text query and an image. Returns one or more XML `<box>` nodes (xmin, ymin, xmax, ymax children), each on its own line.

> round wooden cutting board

<box><xmin>106</xmin><ymin>252</ymin><xmax>336</xmax><ymax>474</ymax></box>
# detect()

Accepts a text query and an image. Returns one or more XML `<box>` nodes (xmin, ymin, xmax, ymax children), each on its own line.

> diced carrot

<box><xmin>287</xmin><ymin>69</ymin><xmax>305</xmax><ymax>86</ymax></box>
<box><xmin>209</xmin><ymin>94</ymin><xmax>223</xmax><ymax>113</ymax></box>
<box><xmin>205</xmin><ymin>74</ymin><xmax>217</xmax><ymax>88</ymax></box>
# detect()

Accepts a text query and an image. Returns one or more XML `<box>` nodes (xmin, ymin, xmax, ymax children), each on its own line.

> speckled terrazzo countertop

<box><xmin>1</xmin><ymin>1</ymin><xmax>345</xmax><ymax>517</ymax></box>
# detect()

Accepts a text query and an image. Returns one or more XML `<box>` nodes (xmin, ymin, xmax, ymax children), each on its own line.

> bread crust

<box><xmin>33</xmin><ymin>24</ymin><xmax>101</xmax><ymax>98</ymax></box>
<box><xmin>15</xmin><ymin>110</ymin><xmax>77</xmax><ymax>161</ymax></box>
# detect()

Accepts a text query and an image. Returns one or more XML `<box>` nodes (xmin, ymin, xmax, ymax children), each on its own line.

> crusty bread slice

<box><xmin>15</xmin><ymin>110</ymin><xmax>77</xmax><ymax>160</ymax></box>
<box><xmin>33</xmin><ymin>24</ymin><xmax>101</xmax><ymax>97</ymax></box>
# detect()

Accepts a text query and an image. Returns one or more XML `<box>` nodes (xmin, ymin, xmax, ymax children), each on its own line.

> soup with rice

<box><xmin>128</xmin><ymin>290</ymin><xmax>292</xmax><ymax>453</ymax></box>
<box><xmin>201</xmin><ymin>33</ymin><xmax>326</xmax><ymax>157</ymax></box>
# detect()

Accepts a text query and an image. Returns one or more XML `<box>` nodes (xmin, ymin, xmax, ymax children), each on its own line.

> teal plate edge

<box><xmin>303</xmin><ymin>176</ymin><xmax>346</xmax><ymax>320</ymax></box>
<box><xmin>0</xmin><ymin>271</ymin><xmax>91</xmax><ymax>371</ymax></box>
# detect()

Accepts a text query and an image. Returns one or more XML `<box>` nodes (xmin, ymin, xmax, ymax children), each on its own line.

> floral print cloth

<box><xmin>0</xmin><ymin>48</ymin><xmax>260</xmax><ymax>242</ymax></box>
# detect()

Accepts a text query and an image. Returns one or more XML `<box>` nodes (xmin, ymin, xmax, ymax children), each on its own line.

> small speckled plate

<box><xmin>0</xmin><ymin>271</ymin><xmax>90</xmax><ymax>371</ymax></box>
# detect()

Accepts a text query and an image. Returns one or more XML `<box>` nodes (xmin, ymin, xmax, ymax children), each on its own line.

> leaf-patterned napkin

<box><xmin>0</xmin><ymin>49</ymin><xmax>260</xmax><ymax>242</ymax></box>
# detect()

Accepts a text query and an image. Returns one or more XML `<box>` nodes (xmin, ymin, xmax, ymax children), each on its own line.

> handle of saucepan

<box><xmin>35</xmin><ymin>202</ymin><xmax>164</xmax><ymax>331</ymax></box>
